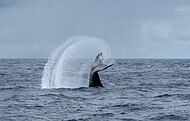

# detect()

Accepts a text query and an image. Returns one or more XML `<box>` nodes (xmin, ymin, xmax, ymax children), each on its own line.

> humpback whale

<box><xmin>89</xmin><ymin>52</ymin><xmax>113</xmax><ymax>87</ymax></box>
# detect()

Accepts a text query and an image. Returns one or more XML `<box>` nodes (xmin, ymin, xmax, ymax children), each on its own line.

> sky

<box><xmin>0</xmin><ymin>0</ymin><xmax>190</xmax><ymax>58</ymax></box>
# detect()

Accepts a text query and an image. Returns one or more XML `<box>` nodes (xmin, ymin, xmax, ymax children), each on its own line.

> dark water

<box><xmin>0</xmin><ymin>59</ymin><xmax>190</xmax><ymax>121</ymax></box>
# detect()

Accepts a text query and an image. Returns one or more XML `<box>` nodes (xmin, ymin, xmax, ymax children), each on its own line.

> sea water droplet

<box><xmin>41</xmin><ymin>36</ymin><xmax>111</xmax><ymax>89</ymax></box>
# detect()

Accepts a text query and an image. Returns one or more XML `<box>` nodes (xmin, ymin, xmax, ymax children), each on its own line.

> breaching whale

<box><xmin>89</xmin><ymin>52</ymin><xmax>113</xmax><ymax>87</ymax></box>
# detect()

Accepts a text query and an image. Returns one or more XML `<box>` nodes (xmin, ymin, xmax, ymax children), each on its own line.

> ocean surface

<box><xmin>0</xmin><ymin>59</ymin><xmax>190</xmax><ymax>121</ymax></box>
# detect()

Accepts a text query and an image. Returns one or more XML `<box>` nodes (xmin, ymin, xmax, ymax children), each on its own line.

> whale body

<box><xmin>89</xmin><ymin>52</ymin><xmax>113</xmax><ymax>87</ymax></box>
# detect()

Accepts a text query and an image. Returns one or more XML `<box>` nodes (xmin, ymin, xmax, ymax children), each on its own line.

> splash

<box><xmin>41</xmin><ymin>36</ymin><xmax>111</xmax><ymax>88</ymax></box>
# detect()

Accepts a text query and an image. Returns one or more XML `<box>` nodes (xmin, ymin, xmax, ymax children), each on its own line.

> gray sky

<box><xmin>0</xmin><ymin>0</ymin><xmax>190</xmax><ymax>58</ymax></box>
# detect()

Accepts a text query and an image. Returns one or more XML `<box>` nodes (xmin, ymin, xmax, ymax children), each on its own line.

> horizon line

<box><xmin>1</xmin><ymin>57</ymin><xmax>190</xmax><ymax>60</ymax></box>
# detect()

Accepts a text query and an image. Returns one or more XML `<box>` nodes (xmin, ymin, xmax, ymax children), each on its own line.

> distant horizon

<box><xmin>1</xmin><ymin>57</ymin><xmax>190</xmax><ymax>60</ymax></box>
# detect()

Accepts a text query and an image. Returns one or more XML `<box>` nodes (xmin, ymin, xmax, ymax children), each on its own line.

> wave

<box><xmin>150</xmin><ymin>114</ymin><xmax>189</xmax><ymax>120</ymax></box>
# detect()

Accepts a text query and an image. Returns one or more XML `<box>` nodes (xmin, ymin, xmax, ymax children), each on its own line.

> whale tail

<box><xmin>91</xmin><ymin>52</ymin><xmax>113</xmax><ymax>73</ymax></box>
<box><xmin>89</xmin><ymin>52</ymin><xmax>113</xmax><ymax>87</ymax></box>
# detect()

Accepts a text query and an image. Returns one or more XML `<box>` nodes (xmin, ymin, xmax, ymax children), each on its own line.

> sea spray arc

<box><xmin>41</xmin><ymin>36</ymin><xmax>111</xmax><ymax>89</ymax></box>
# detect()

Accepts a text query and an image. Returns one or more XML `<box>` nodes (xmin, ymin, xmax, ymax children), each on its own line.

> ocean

<box><xmin>0</xmin><ymin>59</ymin><xmax>190</xmax><ymax>121</ymax></box>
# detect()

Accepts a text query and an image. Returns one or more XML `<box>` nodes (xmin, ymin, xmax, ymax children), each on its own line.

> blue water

<box><xmin>0</xmin><ymin>59</ymin><xmax>190</xmax><ymax>121</ymax></box>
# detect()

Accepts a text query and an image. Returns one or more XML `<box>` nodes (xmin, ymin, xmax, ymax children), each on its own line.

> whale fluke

<box><xmin>89</xmin><ymin>52</ymin><xmax>113</xmax><ymax>87</ymax></box>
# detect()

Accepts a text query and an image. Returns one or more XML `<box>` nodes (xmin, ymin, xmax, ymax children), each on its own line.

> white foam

<box><xmin>41</xmin><ymin>36</ymin><xmax>111</xmax><ymax>88</ymax></box>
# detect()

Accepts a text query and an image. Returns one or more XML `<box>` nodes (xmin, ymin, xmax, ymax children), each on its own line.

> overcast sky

<box><xmin>0</xmin><ymin>0</ymin><xmax>190</xmax><ymax>58</ymax></box>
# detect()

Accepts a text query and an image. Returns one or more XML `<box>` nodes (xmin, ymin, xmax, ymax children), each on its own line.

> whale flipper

<box><xmin>89</xmin><ymin>52</ymin><xmax>113</xmax><ymax>87</ymax></box>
